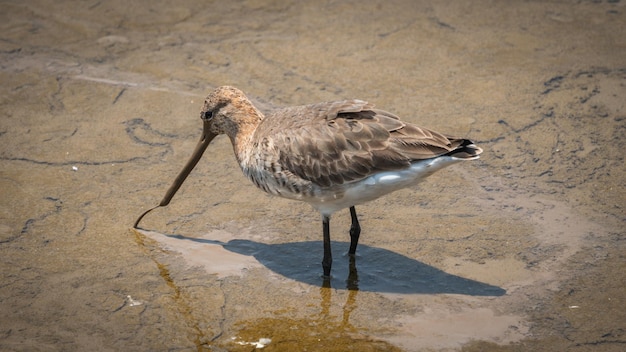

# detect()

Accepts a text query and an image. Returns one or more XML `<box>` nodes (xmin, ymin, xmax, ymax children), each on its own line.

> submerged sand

<box><xmin>1</xmin><ymin>1</ymin><xmax>624</xmax><ymax>351</ymax></box>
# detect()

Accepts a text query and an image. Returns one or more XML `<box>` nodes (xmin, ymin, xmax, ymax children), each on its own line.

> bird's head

<box><xmin>200</xmin><ymin>86</ymin><xmax>263</xmax><ymax>140</ymax></box>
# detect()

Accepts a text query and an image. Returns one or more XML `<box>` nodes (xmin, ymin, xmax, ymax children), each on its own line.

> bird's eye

<box><xmin>202</xmin><ymin>110</ymin><xmax>213</xmax><ymax>120</ymax></box>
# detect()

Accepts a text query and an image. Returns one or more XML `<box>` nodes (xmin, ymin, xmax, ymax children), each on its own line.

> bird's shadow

<box><xmin>163</xmin><ymin>233</ymin><xmax>506</xmax><ymax>296</ymax></box>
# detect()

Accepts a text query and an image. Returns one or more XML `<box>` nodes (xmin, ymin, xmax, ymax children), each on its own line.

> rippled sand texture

<box><xmin>1</xmin><ymin>1</ymin><xmax>624</xmax><ymax>351</ymax></box>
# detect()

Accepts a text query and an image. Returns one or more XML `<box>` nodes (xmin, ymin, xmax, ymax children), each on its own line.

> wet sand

<box><xmin>1</xmin><ymin>1</ymin><xmax>625</xmax><ymax>351</ymax></box>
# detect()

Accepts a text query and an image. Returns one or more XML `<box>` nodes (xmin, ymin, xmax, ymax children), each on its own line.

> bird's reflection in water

<box><xmin>229</xmin><ymin>253</ymin><xmax>402</xmax><ymax>351</ymax></box>
<box><xmin>321</xmin><ymin>255</ymin><xmax>359</xmax><ymax>330</ymax></box>
<box><xmin>147</xmin><ymin>232</ymin><xmax>505</xmax><ymax>350</ymax></box>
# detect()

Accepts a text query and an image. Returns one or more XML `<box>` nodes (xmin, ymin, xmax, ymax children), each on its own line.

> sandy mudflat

<box><xmin>1</xmin><ymin>1</ymin><xmax>624</xmax><ymax>351</ymax></box>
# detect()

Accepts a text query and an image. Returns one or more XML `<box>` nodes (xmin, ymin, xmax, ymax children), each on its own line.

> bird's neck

<box><xmin>230</xmin><ymin>112</ymin><xmax>263</xmax><ymax>166</ymax></box>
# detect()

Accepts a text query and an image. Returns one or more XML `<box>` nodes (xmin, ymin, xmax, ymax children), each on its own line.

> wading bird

<box><xmin>134</xmin><ymin>86</ymin><xmax>482</xmax><ymax>277</ymax></box>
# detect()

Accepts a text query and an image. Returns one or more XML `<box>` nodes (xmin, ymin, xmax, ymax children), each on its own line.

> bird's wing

<box><xmin>255</xmin><ymin>100</ymin><xmax>464</xmax><ymax>187</ymax></box>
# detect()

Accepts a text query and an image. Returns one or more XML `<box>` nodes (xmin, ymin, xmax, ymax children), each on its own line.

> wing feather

<box><xmin>253</xmin><ymin>100</ymin><xmax>468</xmax><ymax>187</ymax></box>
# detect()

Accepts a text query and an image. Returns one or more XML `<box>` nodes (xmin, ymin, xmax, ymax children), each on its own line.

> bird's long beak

<box><xmin>134</xmin><ymin>119</ymin><xmax>217</xmax><ymax>228</ymax></box>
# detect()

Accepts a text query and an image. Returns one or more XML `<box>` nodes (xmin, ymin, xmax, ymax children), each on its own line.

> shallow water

<box><xmin>1</xmin><ymin>1</ymin><xmax>625</xmax><ymax>351</ymax></box>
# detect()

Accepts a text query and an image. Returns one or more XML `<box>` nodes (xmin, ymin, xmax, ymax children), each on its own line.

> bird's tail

<box><xmin>445</xmin><ymin>139</ymin><xmax>483</xmax><ymax>160</ymax></box>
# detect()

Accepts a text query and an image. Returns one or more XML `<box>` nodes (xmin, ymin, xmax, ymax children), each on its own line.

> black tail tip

<box><xmin>447</xmin><ymin>139</ymin><xmax>483</xmax><ymax>159</ymax></box>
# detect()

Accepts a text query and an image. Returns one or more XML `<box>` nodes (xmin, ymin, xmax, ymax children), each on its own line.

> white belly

<box><xmin>304</xmin><ymin>156</ymin><xmax>466</xmax><ymax>216</ymax></box>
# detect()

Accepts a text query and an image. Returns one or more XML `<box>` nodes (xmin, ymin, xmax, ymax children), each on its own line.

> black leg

<box><xmin>348</xmin><ymin>206</ymin><xmax>361</xmax><ymax>255</ymax></box>
<box><xmin>346</xmin><ymin>255</ymin><xmax>359</xmax><ymax>291</ymax></box>
<box><xmin>322</xmin><ymin>215</ymin><xmax>332</xmax><ymax>277</ymax></box>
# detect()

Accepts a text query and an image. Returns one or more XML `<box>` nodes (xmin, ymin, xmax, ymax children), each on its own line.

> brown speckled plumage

<box><xmin>202</xmin><ymin>87</ymin><xmax>481</xmax><ymax>200</ymax></box>
<box><xmin>196</xmin><ymin>86</ymin><xmax>482</xmax><ymax>276</ymax></box>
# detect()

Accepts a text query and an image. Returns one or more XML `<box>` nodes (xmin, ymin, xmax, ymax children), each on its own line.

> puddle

<box><xmin>134</xmin><ymin>179</ymin><xmax>603</xmax><ymax>350</ymax></box>
<box><xmin>138</xmin><ymin>224</ymin><xmax>526</xmax><ymax>351</ymax></box>
<box><xmin>141</xmin><ymin>229</ymin><xmax>264</xmax><ymax>278</ymax></box>
<box><xmin>141</xmin><ymin>228</ymin><xmax>506</xmax><ymax>295</ymax></box>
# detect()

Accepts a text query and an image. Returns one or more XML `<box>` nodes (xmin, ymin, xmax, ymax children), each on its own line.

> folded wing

<box><xmin>255</xmin><ymin>100</ymin><xmax>479</xmax><ymax>187</ymax></box>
